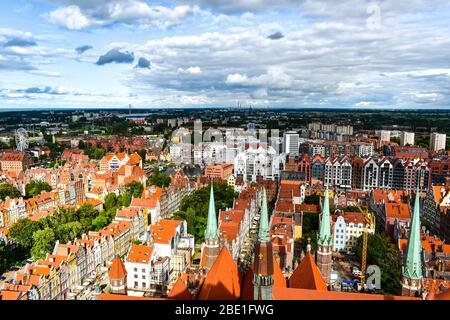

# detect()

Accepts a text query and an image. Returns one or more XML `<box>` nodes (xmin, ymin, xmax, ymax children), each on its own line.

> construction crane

<box><xmin>355</xmin><ymin>204</ymin><xmax>373</xmax><ymax>288</ymax></box>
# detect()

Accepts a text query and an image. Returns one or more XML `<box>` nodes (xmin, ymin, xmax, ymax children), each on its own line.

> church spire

<box><xmin>253</xmin><ymin>186</ymin><xmax>274</xmax><ymax>300</ymax></box>
<box><xmin>401</xmin><ymin>184</ymin><xmax>423</xmax><ymax>296</ymax></box>
<box><xmin>316</xmin><ymin>186</ymin><xmax>333</xmax><ymax>285</ymax></box>
<box><xmin>318</xmin><ymin>186</ymin><xmax>332</xmax><ymax>246</ymax></box>
<box><xmin>205</xmin><ymin>183</ymin><xmax>218</xmax><ymax>240</ymax></box>
<box><xmin>258</xmin><ymin>187</ymin><xmax>270</xmax><ymax>242</ymax></box>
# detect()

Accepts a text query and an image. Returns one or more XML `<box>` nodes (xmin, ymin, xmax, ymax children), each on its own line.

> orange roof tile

<box><xmin>198</xmin><ymin>247</ymin><xmax>241</xmax><ymax>300</ymax></box>
<box><xmin>289</xmin><ymin>253</ymin><xmax>327</xmax><ymax>290</ymax></box>
<box><xmin>168</xmin><ymin>277</ymin><xmax>194</xmax><ymax>300</ymax></box>
<box><xmin>149</xmin><ymin>220</ymin><xmax>182</xmax><ymax>244</ymax></box>
<box><xmin>272</xmin><ymin>287</ymin><xmax>419</xmax><ymax>300</ymax></box>
<box><xmin>109</xmin><ymin>256</ymin><xmax>127</xmax><ymax>280</ymax></box>
<box><xmin>126</xmin><ymin>245</ymin><xmax>153</xmax><ymax>264</ymax></box>
<box><xmin>385</xmin><ymin>202</ymin><xmax>410</xmax><ymax>219</ymax></box>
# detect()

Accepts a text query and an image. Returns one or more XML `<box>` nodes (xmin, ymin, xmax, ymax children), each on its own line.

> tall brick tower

<box><xmin>316</xmin><ymin>186</ymin><xmax>332</xmax><ymax>285</ymax></box>
<box><xmin>253</xmin><ymin>187</ymin><xmax>274</xmax><ymax>300</ymax></box>
<box><xmin>203</xmin><ymin>183</ymin><xmax>220</xmax><ymax>272</ymax></box>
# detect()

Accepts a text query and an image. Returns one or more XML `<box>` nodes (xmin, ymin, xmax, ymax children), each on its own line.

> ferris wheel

<box><xmin>15</xmin><ymin>128</ymin><xmax>29</xmax><ymax>152</ymax></box>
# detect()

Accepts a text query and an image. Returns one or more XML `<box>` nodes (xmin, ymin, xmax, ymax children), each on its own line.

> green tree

<box><xmin>125</xmin><ymin>181</ymin><xmax>144</xmax><ymax>198</ymax></box>
<box><xmin>304</xmin><ymin>194</ymin><xmax>320</xmax><ymax>205</ymax></box>
<box><xmin>77</xmin><ymin>204</ymin><xmax>99</xmax><ymax>231</ymax></box>
<box><xmin>0</xmin><ymin>184</ymin><xmax>21</xmax><ymax>200</ymax></box>
<box><xmin>117</xmin><ymin>192</ymin><xmax>132</xmax><ymax>208</ymax></box>
<box><xmin>31</xmin><ymin>228</ymin><xmax>55</xmax><ymax>260</ymax></box>
<box><xmin>352</xmin><ymin>233</ymin><xmax>401</xmax><ymax>295</ymax></box>
<box><xmin>148</xmin><ymin>168</ymin><xmax>171</xmax><ymax>187</ymax></box>
<box><xmin>55</xmin><ymin>222</ymin><xmax>83</xmax><ymax>243</ymax></box>
<box><xmin>185</xmin><ymin>207</ymin><xmax>196</xmax><ymax>236</ymax></box>
<box><xmin>25</xmin><ymin>180</ymin><xmax>52</xmax><ymax>198</ymax></box>
<box><xmin>92</xmin><ymin>216</ymin><xmax>108</xmax><ymax>231</ymax></box>
<box><xmin>9</xmin><ymin>219</ymin><xmax>43</xmax><ymax>249</ymax></box>
<box><xmin>104</xmin><ymin>193</ymin><xmax>118</xmax><ymax>211</ymax></box>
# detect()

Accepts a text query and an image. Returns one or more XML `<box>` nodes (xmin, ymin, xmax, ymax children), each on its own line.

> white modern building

<box><xmin>400</xmin><ymin>131</ymin><xmax>415</xmax><ymax>146</ymax></box>
<box><xmin>430</xmin><ymin>132</ymin><xmax>447</xmax><ymax>152</ymax></box>
<box><xmin>234</xmin><ymin>146</ymin><xmax>285</xmax><ymax>182</ymax></box>
<box><xmin>283</xmin><ymin>132</ymin><xmax>300</xmax><ymax>155</ymax></box>
<box><xmin>379</xmin><ymin>130</ymin><xmax>391</xmax><ymax>142</ymax></box>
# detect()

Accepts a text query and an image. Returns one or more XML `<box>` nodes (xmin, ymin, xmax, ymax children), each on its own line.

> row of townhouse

<box><xmin>159</xmin><ymin>171</ymin><xmax>196</xmax><ymax>219</ymax></box>
<box><xmin>286</xmin><ymin>154</ymin><xmax>441</xmax><ymax>192</ymax></box>
<box><xmin>234</xmin><ymin>146</ymin><xmax>286</xmax><ymax>183</ymax></box>
<box><xmin>0</xmin><ymin>206</ymin><xmax>147</xmax><ymax>300</ymax></box>
<box><xmin>368</xmin><ymin>189</ymin><xmax>412</xmax><ymax>239</ymax></box>
<box><xmin>218</xmin><ymin>186</ymin><xmax>262</xmax><ymax>261</ymax></box>
<box><xmin>332</xmin><ymin>211</ymin><xmax>376</xmax><ymax>253</ymax></box>
<box><xmin>0</xmin><ymin>181</ymin><xmax>84</xmax><ymax>228</ymax></box>
<box><xmin>422</xmin><ymin>185</ymin><xmax>450</xmax><ymax>239</ymax></box>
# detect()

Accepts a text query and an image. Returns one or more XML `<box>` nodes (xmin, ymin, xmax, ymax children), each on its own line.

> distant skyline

<box><xmin>0</xmin><ymin>0</ymin><xmax>449</xmax><ymax>109</ymax></box>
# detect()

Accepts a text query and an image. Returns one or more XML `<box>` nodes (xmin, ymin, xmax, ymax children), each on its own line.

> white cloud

<box><xmin>178</xmin><ymin>66</ymin><xmax>202</xmax><ymax>74</ymax></box>
<box><xmin>45</xmin><ymin>1</ymin><xmax>200</xmax><ymax>30</ymax></box>
<box><xmin>47</xmin><ymin>5</ymin><xmax>91</xmax><ymax>30</ymax></box>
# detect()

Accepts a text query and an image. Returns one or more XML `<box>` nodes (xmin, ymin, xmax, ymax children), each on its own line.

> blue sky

<box><xmin>0</xmin><ymin>0</ymin><xmax>449</xmax><ymax>109</ymax></box>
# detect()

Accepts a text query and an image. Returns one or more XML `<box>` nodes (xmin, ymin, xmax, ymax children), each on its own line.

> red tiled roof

<box><xmin>198</xmin><ymin>247</ymin><xmax>241</xmax><ymax>300</ymax></box>
<box><xmin>168</xmin><ymin>277</ymin><xmax>194</xmax><ymax>300</ymax></box>
<box><xmin>289</xmin><ymin>253</ymin><xmax>327</xmax><ymax>290</ymax></box>
<box><xmin>272</xmin><ymin>287</ymin><xmax>419</xmax><ymax>300</ymax></box>
<box><xmin>126</xmin><ymin>245</ymin><xmax>153</xmax><ymax>264</ymax></box>
<box><xmin>109</xmin><ymin>256</ymin><xmax>127</xmax><ymax>280</ymax></box>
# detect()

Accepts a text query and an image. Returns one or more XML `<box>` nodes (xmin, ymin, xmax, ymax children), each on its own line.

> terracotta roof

<box><xmin>198</xmin><ymin>247</ymin><xmax>241</xmax><ymax>300</ymax></box>
<box><xmin>289</xmin><ymin>253</ymin><xmax>327</xmax><ymax>290</ymax></box>
<box><xmin>0</xmin><ymin>290</ymin><xmax>22</xmax><ymax>300</ymax></box>
<box><xmin>385</xmin><ymin>202</ymin><xmax>410</xmax><ymax>219</ymax></box>
<box><xmin>130</xmin><ymin>197</ymin><xmax>158</xmax><ymax>208</ymax></box>
<box><xmin>272</xmin><ymin>287</ymin><xmax>419</xmax><ymax>300</ymax></box>
<box><xmin>126</xmin><ymin>245</ymin><xmax>153</xmax><ymax>264</ymax></box>
<box><xmin>149</xmin><ymin>220</ymin><xmax>182</xmax><ymax>244</ymax></box>
<box><xmin>98</xmin><ymin>293</ymin><xmax>164</xmax><ymax>300</ymax></box>
<box><xmin>109</xmin><ymin>256</ymin><xmax>127</xmax><ymax>280</ymax></box>
<box><xmin>220</xmin><ymin>222</ymin><xmax>239</xmax><ymax>242</ymax></box>
<box><xmin>168</xmin><ymin>277</ymin><xmax>194</xmax><ymax>300</ymax></box>
<box><xmin>435</xmin><ymin>288</ymin><xmax>450</xmax><ymax>300</ymax></box>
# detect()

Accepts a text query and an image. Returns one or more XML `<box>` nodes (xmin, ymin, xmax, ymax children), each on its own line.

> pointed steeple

<box><xmin>205</xmin><ymin>183</ymin><xmax>218</xmax><ymax>240</ymax></box>
<box><xmin>258</xmin><ymin>187</ymin><xmax>270</xmax><ymax>242</ymax></box>
<box><xmin>318</xmin><ymin>186</ymin><xmax>332</xmax><ymax>246</ymax></box>
<box><xmin>403</xmin><ymin>185</ymin><xmax>423</xmax><ymax>280</ymax></box>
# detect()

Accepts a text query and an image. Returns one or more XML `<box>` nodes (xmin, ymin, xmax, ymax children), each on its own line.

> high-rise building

<box><xmin>380</xmin><ymin>130</ymin><xmax>391</xmax><ymax>142</ymax></box>
<box><xmin>400</xmin><ymin>132</ymin><xmax>415</xmax><ymax>146</ymax></box>
<box><xmin>283</xmin><ymin>132</ymin><xmax>299</xmax><ymax>155</ymax></box>
<box><xmin>430</xmin><ymin>133</ymin><xmax>447</xmax><ymax>152</ymax></box>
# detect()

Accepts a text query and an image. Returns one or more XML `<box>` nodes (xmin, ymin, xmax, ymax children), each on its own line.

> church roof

<box><xmin>198</xmin><ymin>247</ymin><xmax>241</xmax><ymax>300</ymax></box>
<box><xmin>241</xmin><ymin>255</ymin><xmax>287</xmax><ymax>300</ymax></box>
<box><xmin>168</xmin><ymin>277</ymin><xmax>193</xmax><ymax>300</ymax></box>
<box><xmin>272</xmin><ymin>287</ymin><xmax>419</xmax><ymax>300</ymax></box>
<box><xmin>289</xmin><ymin>252</ymin><xmax>327</xmax><ymax>290</ymax></box>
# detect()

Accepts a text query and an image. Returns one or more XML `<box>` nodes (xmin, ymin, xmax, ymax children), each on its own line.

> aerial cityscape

<box><xmin>0</xmin><ymin>0</ymin><xmax>449</xmax><ymax>306</ymax></box>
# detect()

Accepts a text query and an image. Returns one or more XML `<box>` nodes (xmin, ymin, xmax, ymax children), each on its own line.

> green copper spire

<box><xmin>205</xmin><ymin>183</ymin><xmax>218</xmax><ymax>240</ymax></box>
<box><xmin>318</xmin><ymin>186</ymin><xmax>332</xmax><ymax>246</ymax></box>
<box><xmin>403</xmin><ymin>185</ymin><xmax>423</xmax><ymax>279</ymax></box>
<box><xmin>258</xmin><ymin>187</ymin><xmax>270</xmax><ymax>242</ymax></box>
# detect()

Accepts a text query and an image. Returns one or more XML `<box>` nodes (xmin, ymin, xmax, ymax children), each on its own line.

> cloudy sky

<box><xmin>0</xmin><ymin>0</ymin><xmax>449</xmax><ymax>109</ymax></box>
